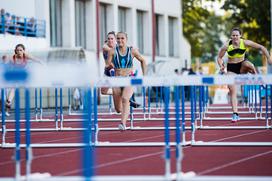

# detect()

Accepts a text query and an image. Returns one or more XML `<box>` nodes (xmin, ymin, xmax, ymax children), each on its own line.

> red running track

<box><xmin>0</xmin><ymin>106</ymin><xmax>272</xmax><ymax>178</ymax></box>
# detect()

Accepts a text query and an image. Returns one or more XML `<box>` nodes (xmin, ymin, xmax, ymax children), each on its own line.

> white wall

<box><xmin>0</xmin><ymin>34</ymin><xmax>48</xmax><ymax>51</ymax></box>
<box><xmin>0</xmin><ymin>0</ymin><xmax>36</xmax><ymax>18</ymax></box>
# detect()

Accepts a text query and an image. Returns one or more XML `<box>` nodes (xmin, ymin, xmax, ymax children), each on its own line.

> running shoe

<box><xmin>118</xmin><ymin>123</ymin><xmax>126</xmax><ymax>131</ymax></box>
<box><xmin>231</xmin><ymin>114</ymin><xmax>240</xmax><ymax>123</ymax></box>
<box><xmin>130</xmin><ymin>100</ymin><xmax>141</xmax><ymax>108</ymax></box>
<box><xmin>5</xmin><ymin>111</ymin><xmax>10</xmax><ymax>117</ymax></box>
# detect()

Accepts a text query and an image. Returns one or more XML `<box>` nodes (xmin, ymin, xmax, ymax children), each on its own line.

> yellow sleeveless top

<box><xmin>227</xmin><ymin>39</ymin><xmax>247</xmax><ymax>59</ymax></box>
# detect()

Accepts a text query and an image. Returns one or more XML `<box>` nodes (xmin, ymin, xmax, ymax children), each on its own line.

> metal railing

<box><xmin>0</xmin><ymin>15</ymin><xmax>46</xmax><ymax>38</ymax></box>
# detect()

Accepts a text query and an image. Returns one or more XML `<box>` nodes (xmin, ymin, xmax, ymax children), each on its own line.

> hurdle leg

<box><xmin>270</xmin><ymin>85</ymin><xmax>272</xmax><ymax>127</ymax></box>
<box><xmin>82</xmin><ymin>88</ymin><xmax>94</xmax><ymax>178</ymax></box>
<box><xmin>60</xmin><ymin>88</ymin><xmax>64</xmax><ymax>129</ymax></box>
<box><xmin>147</xmin><ymin>86</ymin><xmax>151</xmax><ymax>120</ymax></box>
<box><xmin>259</xmin><ymin>85</ymin><xmax>263</xmax><ymax>119</ymax></box>
<box><xmin>1</xmin><ymin>89</ymin><xmax>7</xmax><ymax>146</ymax></box>
<box><xmin>55</xmin><ymin>88</ymin><xmax>59</xmax><ymax>130</ymax></box>
<box><xmin>181</xmin><ymin>86</ymin><xmax>186</xmax><ymax>145</ymax></box>
<box><xmin>68</xmin><ymin>88</ymin><xmax>72</xmax><ymax>115</ymax></box>
<box><xmin>25</xmin><ymin>88</ymin><xmax>32</xmax><ymax>179</ymax></box>
<box><xmin>190</xmin><ymin>86</ymin><xmax>196</xmax><ymax>144</ymax></box>
<box><xmin>35</xmin><ymin>88</ymin><xmax>38</xmax><ymax>121</ymax></box>
<box><xmin>109</xmin><ymin>94</ymin><xmax>112</xmax><ymax>114</ymax></box>
<box><xmin>163</xmin><ymin>87</ymin><xmax>171</xmax><ymax>180</ymax></box>
<box><xmin>174</xmin><ymin>86</ymin><xmax>183</xmax><ymax>180</ymax></box>
<box><xmin>93</xmin><ymin>88</ymin><xmax>99</xmax><ymax>144</ymax></box>
<box><xmin>265</xmin><ymin>85</ymin><xmax>269</xmax><ymax>128</ymax></box>
<box><xmin>14</xmin><ymin>88</ymin><xmax>21</xmax><ymax>180</ymax></box>
<box><xmin>39</xmin><ymin>88</ymin><xmax>43</xmax><ymax>120</ymax></box>
<box><xmin>142</xmin><ymin>87</ymin><xmax>146</xmax><ymax>121</ymax></box>
<box><xmin>130</xmin><ymin>105</ymin><xmax>134</xmax><ymax>129</ymax></box>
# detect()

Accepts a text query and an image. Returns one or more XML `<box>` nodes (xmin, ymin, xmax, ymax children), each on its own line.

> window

<box><xmin>137</xmin><ymin>10</ymin><xmax>144</xmax><ymax>53</ymax></box>
<box><xmin>118</xmin><ymin>7</ymin><xmax>127</xmax><ymax>32</ymax></box>
<box><xmin>50</xmin><ymin>0</ymin><xmax>62</xmax><ymax>47</ymax></box>
<box><xmin>168</xmin><ymin>17</ymin><xmax>174</xmax><ymax>57</ymax></box>
<box><xmin>100</xmin><ymin>3</ymin><xmax>108</xmax><ymax>48</ymax></box>
<box><xmin>168</xmin><ymin>17</ymin><xmax>178</xmax><ymax>57</ymax></box>
<box><xmin>155</xmin><ymin>14</ymin><xmax>164</xmax><ymax>56</ymax></box>
<box><xmin>75</xmin><ymin>0</ymin><xmax>86</xmax><ymax>48</ymax></box>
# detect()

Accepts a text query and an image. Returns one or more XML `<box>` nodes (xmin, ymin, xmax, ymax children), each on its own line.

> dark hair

<box><xmin>15</xmin><ymin>44</ymin><xmax>25</xmax><ymax>50</ymax></box>
<box><xmin>231</xmin><ymin>27</ymin><xmax>242</xmax><ymax>35</ymax></box>
<box><xmin>107</xmin><ymin>31</ymin><xmax>115</xmax><ymax>37</ymax></box>
<box><xmin>14</xmin><ymin>44</ymin><xmax>25</xmax><ymax>54</ymax></box>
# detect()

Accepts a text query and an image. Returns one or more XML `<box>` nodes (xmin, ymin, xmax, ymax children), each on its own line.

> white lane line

<box><xmin>211</xmin><ymin>129</ymin><xmax>268</xmax><ymax>142</ymax></box>
<box><xmin>198</xmin><ymin>150</ymin><xmax>272</xmax><ymax>175</ymax></box>
<box><xmin>58</xmin><ymin>149</ymin><xmax>168</xmax><ymax>176</ymax></box>
<box><xmin>1</xmin><ymin>117</ymin><xmax>271</xmax><ymax>176</ymax></box>
<box><xmin>0</xmin><ymin>148</ymin><xmax>81</xmax><ymax>166</ymax></box>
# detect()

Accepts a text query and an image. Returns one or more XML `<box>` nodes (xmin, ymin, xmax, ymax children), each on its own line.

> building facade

<box><xmin>0</xmin><ymin>0</ymin><xmax>191</xmax><ymax>74</ymax></box>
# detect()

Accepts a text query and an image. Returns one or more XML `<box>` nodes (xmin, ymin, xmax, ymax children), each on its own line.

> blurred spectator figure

<box><xmin>0</xmin><ymin>10</ymin><xmax>12</xmax><ymax>33</ymax></box>
<box><xmin>27</xmin><ymin>17</ymin><xmax>36</xmax><ymax>37</ymax></box>
<box><xmin>181</xmin><ymin>67</ymin><xmax>189</xmax><ymax>75</ymax></box>
<box><xmin>5</xmin><ymin>13</ymin><xmax>12</xmax><ymax>29</ymax></box>
<box><xmin>0</xmin><ymin>9</ymin><xmax>5</xmax><ymax>26</ymax></box>
<box><xmin>181</xmin><ymin>68</ymin><xmax>195</xmax><ymax>101</ymax></box>
<box><xmin>188</xmin><ymin>68</ymin><xmax>196</xmax><ymax>75</ymax></box>
<box><xmin>1</xmin><ymin>10</ymin><xmax>45</xmax><ymax>37</ymax></box>
<box><xmin>15</xmin><ymin>16</ymin><xmax>23</xmax><ymax>35</ymax></box>
<box><xmin>0</xmin><ymin>8</ymin><xmax>5</xmax><ymax>16</ymax></box>
<box><xmin>8</xmin><ymin>15</ymin><xmax>21</xmax><ymax>35</ymax></box>
<box><xmin>174</xmin><ymin>68</ymin><xmax>179</xmax><ymax>75</ymax></box>
<box><xmin>0</xmin><ymin>9</ymin><xmax>5</xmax><ymax>25</ymax></box>
<box><xmin>195</xmin><ymin>67</ymin><xmax>203</xmax><ymax>75</ymax></box>
<box><xmin>1</xmin><ymin>55</ymin><xmax>9</xmax><ymax>64</ymax></box>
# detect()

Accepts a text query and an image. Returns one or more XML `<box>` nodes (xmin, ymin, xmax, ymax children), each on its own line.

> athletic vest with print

<box><xmin>227</xmin><ymin>39</ymin><xmax>247</xmax><ymax>59</ymax></box>
<box><xmin>113</xmin><ymin>46</ymin><xmax>133</xmax><ymax>69</ymax></box>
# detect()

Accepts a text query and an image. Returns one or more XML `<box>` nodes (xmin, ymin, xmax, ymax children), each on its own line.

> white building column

<box><xmin>86</xmin><ymin>0</ymin><xmax>94</xmax><ymax>50</ymax></box>
<box><xmin>113</xmin><ymin>0</ymin><xmax>119</xmax><ymax>32</ymax></box>
<box><xmin>35</xmin><ymin>0</ymin><xmax>50</xmax><ymax>47</ymax></box>
<box><xmin>62</xmin><ymin>0</ymin><xmax>75</xmax><ymax>47</ymax></box>
<box><xmin>127</xmin><ymin>7</ymin><xmax>135</xmax><ymax>46</ymax></box>
<box><xmin>164</xmin><ymin>14</ymin><xmax>169</xmax><ymax>58</ymax></box>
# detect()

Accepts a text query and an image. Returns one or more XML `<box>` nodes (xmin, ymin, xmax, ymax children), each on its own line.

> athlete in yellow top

<box><xmin>217</xmin><ymin>27</ymin><xmax>272</xmax><ymax>122</ymax></box>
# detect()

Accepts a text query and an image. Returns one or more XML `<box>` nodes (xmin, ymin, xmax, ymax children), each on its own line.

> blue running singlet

<box><xmin>113</xmin><ymin>46</ymin><xmax>133</xmax><ymax>69</ymax></box>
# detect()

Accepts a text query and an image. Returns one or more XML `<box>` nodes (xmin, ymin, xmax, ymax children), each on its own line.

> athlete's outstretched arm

<box><xmin>102</xmin><ymin>43</ymin><xmax>111</xmax><ymax>52</ymax></box>
<box><xmin>245</xmin><ymin>40</ymin><xmax>272</xmax><ymax>64</ymax></box>
<box><xmin>105</xmin><ymin>49</ymin><xmax>114</xmax><ymax>68</ymax></box>
<box><xmin>217</xmin><ymin>43</ymin><xmax>227</xmax><ymax>72</ymax></box>
<box><xmin>25</xmin><ymin>53</ymin><xmax>44</xmax><ymax>65</ymax></box>
<box><xmin>133</xmin><ymin>48</ymin><xmax>147</xmax><ymax>75</ymax></box>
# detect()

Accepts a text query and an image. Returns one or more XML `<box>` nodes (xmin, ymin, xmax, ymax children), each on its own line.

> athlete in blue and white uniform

<box><xmin>106</xmin><ymin>32</ymin><xmax>147</xmax><ymax>130</ymax></box>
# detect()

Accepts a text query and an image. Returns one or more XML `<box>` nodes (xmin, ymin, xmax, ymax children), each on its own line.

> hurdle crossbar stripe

<box><xmin>192</xmin><ymin>141</ymin><xmax>272</xmax><ymax>146</ymax></box>
<box><xmin>0</xmin><ymin>141</ymin><xmax>192</xmax><ymax>148</ymax></box>
<box><xmin>1</xmin><ymin>64</ymin><xmax>272</xmax><ymax>87</ymax></box>
<box><xmin>1</xmin><ymin>175</ymin><xmax>272</xmax><ymax>181</ymax></box>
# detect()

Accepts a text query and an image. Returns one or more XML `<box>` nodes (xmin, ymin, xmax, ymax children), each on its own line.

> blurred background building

<box><xmin>0</xmin><ymin>0</ymin><xmax>191</xmax><ymax>76</ymax></box>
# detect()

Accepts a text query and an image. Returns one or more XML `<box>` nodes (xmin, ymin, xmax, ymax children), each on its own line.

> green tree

<box><xmin>222</xmin><ymin>0</ymin><xmax>271</xmax><ymax>48</ymax></box>
<box><xmin>222</xmin><ymin>0</ymin><xmax>271</xmax><ymax>65</ymax></box>
<box><xmin>182</xmin><ymin>0</ymin><xmax>223</xmax><ymax>62</ymax></box>
<box><xmin>182</xmin><ymin>0</ymin><xmax>271</xmax><ymax>65</ymax></box>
